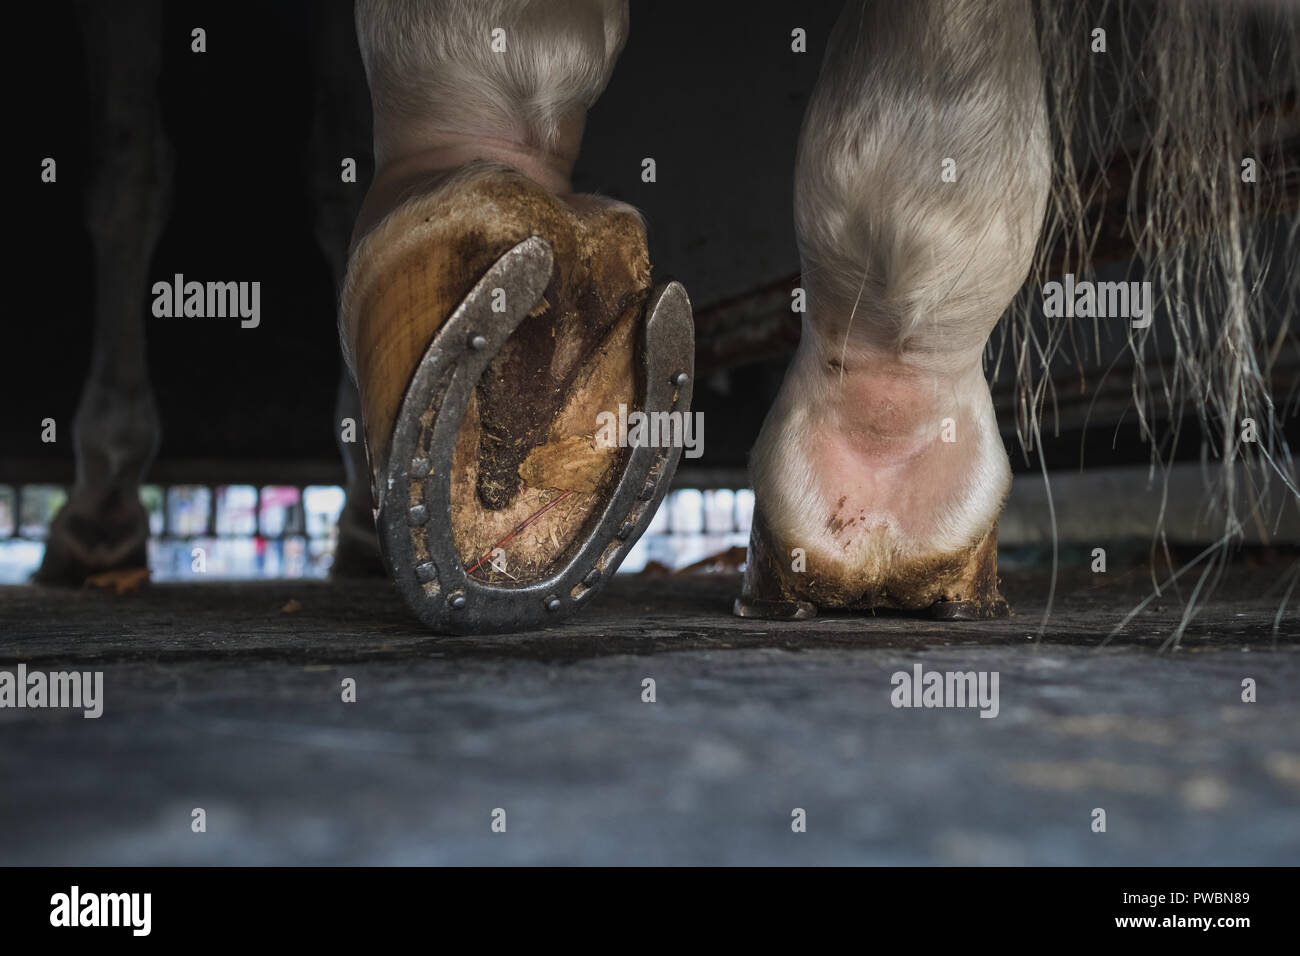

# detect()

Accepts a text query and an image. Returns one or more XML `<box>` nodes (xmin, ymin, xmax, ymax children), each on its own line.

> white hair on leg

<box><xmin>791</xmin><ymin>0</ymin><xmax>1051</xmax><ymax>360</ymax></box>
<box><xmin>355</xmin><ymin>0</ymin><xmax>628</xmax><ymax>162</ymax></box>
<box><xmin>753</xmin><ymin>0</ymin><xmax>1051</xmax><ymax>567</ymax></box>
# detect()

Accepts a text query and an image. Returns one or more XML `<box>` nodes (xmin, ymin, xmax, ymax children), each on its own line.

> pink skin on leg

<box><xmin>758</xmin><ymin>333</ymin><xmax>1001</xmax><ymax>570</ymax></box>
<box><xmin>811</xmin><ymin>358</ymin><xmax>987</xmax><ymax>549</ymax></box>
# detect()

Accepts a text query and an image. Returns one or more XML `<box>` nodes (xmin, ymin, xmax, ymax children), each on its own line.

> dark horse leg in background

<box><xmin>37</xmin><ymin>0</ymin><xmax>171</xmax><ymax>586</ymax></box>
<box><xmin>307</xmin><ymin>0</ymin><xmax>383</xmax><ymax>577</ymax></box>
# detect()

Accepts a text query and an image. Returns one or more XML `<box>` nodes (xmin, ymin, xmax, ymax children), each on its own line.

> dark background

<box><xmin>6</xmin><ymin>0</ymin><xmax>1296</xmax><ymax>485</ymax></box>
<box><xmin>7</xmin><ymin>0</ymin><xmax>839</xmax><ymax>485</ymax></box>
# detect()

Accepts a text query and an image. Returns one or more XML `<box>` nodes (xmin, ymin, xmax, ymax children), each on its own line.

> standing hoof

<box><xmin>34</xmin><ymin>494</ymin><xmax>151</xmax><ymax>587</ymax></box>
<box><xmin>329</xmin><ymin>496</ymin><xmax>387</xmax><ymax>579</ymax></box>
<box><xmin>734</xmin><ymin>508</ymin><xmax>1010</xmax><ymax>625</ymax></box>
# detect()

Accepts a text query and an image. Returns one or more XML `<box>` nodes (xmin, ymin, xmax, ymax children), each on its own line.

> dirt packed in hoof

<box><xmin>443</xmin><ymin>173</ymin><xmax>651</xmax><ymax>584</ymax></box>
<box><xmin>469</xmin><ymin>234</ymin><xmax>643</xmax><ymax>511</ymax></box>
<box><xmin>450</xmin><ymin>300</ymin><xmax>642</xmax><ymax>585</ymax></box>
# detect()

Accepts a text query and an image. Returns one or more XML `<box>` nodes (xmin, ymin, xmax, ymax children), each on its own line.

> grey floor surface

<box><xmin>1</xmin><ymin>564</ymin><xmax>1296</xmax><ymax>865</ymax></box>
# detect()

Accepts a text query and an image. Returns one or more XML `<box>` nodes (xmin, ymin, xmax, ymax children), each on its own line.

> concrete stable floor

<box><xmin>1</xmin><ymin>564</ymin><xmax>1297</xmax><ymax>865</ymax></box>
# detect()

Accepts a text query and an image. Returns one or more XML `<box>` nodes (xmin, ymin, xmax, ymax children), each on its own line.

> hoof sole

<box><xmin>377</xmin><ymin>238</ymin><xmax>695</xmax><ymax>634</ymax></box>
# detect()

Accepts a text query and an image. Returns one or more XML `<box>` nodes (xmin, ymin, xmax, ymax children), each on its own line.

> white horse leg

<box><xmin>742</xmin><ymin>0</ymin><xmax>1051</xmax><ymax>617</ymax></box>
